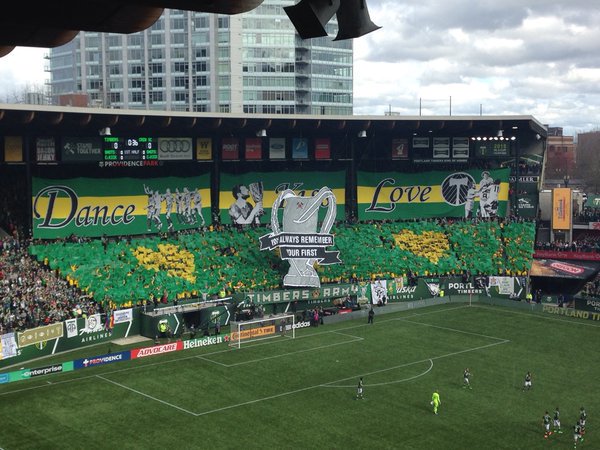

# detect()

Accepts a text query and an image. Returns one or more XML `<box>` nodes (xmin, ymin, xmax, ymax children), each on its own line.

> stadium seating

<box><xmin>28</xmin><ymin>219</ymin><xmax>536</xmax><ymax>307</ymax></box>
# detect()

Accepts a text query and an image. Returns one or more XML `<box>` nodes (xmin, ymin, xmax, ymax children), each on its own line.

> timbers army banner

<box><xmin>32</xmin><ymin>176</ymin><xmax>211</xmax><ymax>238</ymax></box>
<box><xmin>219</xmin><ymin>171</ymin><xmax>345</xmax><ymax>225</ymax></box>
<box><xmin>357</xmin><ymin>168</ymin><xmax>509</xmax><ymax>220</ymax></box>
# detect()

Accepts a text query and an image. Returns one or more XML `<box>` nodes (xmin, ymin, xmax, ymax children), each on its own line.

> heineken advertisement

<box><xmin>32</xmin><ymin>176</ymin><xmax>211</xmax><ymax>238</ymax></box>
<box><xmin>219</xmin><ymin>171</ymin><xmax>345</xmax><ymax>225</ymax></box>
<box><xmin>357</xmin><ymin>168</ymin><xmax>509</xmax><ymax>220</ymax></box>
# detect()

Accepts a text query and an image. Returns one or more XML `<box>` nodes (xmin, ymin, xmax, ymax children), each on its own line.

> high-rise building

<box><xmin>47</xmin><ymin>2</ymin><xmax>353</xmax><ymax>115</ymax></box>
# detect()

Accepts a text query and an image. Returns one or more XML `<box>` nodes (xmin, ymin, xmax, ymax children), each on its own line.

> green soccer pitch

<box><xmin>0</xmin><ymin>303</ymin><xmax>597</xmax><ymax>450</ymax></box>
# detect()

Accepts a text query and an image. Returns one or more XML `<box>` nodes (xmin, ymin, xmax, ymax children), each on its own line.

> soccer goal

<box><xmin>229</xmin><ymin>314</ymin><xmax>296</xmax><ymax>349</ymax></box>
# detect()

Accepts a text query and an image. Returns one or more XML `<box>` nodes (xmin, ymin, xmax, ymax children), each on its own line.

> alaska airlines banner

<box><xmin>357</xmin><ymin>168</ymin><xmax>509</xmax><ymax>220</ymax></box>
<box><xmin>32</xmin><ymin>176</ymin><xmax>211</xmax><ymax>238</ymax></box>
<box><xmin>219</xmin><ymin>171</ymin><xmax>345</xmax><ymax>225</ymax></box>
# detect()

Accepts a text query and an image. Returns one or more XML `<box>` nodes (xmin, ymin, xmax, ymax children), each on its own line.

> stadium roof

<box><xmin>0</xmin><ymin>103</ymin><xmax>548</xmax><ymax>138</ymax></box>
<box><xmin>0</xmin><ymin>0</ymin><xmax>263</xmax><ymax>57</ymax></box>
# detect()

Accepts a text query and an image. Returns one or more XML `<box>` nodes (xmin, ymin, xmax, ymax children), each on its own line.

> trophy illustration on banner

<box><xmin>248</xmin><ymin>182</ymin><xmax>264</xmax><ymax>225</ymax></box>
<box><xmin>259</xmin><ymin>186</ymin><xmax>341</xmax><ymax>287</ymax></box>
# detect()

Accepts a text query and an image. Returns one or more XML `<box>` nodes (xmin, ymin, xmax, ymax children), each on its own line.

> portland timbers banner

<box><xmin>219</xmin><ymin>171</ymin><xmax>345</xmax><ymax>225</ymax></box>
<box><xmin>357</xmin><ymin>168</ymin><xmax>509</xmax><ymax>220</ymax></box>
<box><xmin>32</xmin><ymin>176</ymin><xmax>211</xmax><ymax>238</ymax></box>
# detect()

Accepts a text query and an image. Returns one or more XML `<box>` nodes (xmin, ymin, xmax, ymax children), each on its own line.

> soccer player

<box><xmin>463</xmin><ymin>368</ymin><xmax>472</xmax><ymax>389</ymax></box>
<box><xmin>523</xmin><ymin>371</ymin><xmax>532</xmax><ymax>391</ymax></box>
<box><xmin>431</xmin><ymin>390</ymin><xmax>441</xmax><ymax>415</ymax></box>
<box><xmin>574</xmin><ymin>421</ymin><xmax>583</xmax><ymax>448</ymax></box>
<box><xmin>579</xmin><ymin>407</ymin><xmax>587</xmax><ymax>435</ymax></box>
<box><xmin>543</xmin><ymin>411</ymin><xmax>552</xmax><ymax>439</ymax></box>
<box><xmin>356</xmin><ymin>377</ymin><xmax>364</xmax><ymax>400</ymax></box>
<box><xmin>553</xmin><ymin>407</ymin><xmax>563</xmax><ymax>434</ymax></box>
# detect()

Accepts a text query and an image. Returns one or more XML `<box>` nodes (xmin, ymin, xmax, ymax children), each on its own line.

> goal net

<box><xmin>229</xmin><ymin>314</ymin><xmax>296</xmax><ymax>349</ymax></box>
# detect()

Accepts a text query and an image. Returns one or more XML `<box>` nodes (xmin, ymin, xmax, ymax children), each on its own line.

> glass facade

<box><xmin>48</xmin><ymin>3</ymin><xmax>353</xmax><ymax>115</ymax></box>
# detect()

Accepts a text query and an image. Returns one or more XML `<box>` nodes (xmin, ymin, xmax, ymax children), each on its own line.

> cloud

<box><xmin>0</xmin><ymin>47</ymin><xmax>47</xmax><ymax>101</ymax></box>
<box><xmin>355</xmin><ymin>0</ymin><xmax>600</xmax><ymax>134</ymax></box>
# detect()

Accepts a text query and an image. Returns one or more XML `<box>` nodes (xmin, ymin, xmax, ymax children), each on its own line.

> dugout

<box><xmin>139</xmin><ymin>300</ymin><xmax>234</xmax><ymax>339</ymax></box>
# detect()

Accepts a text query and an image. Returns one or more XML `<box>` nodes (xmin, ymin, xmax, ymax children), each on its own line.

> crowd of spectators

<box><xmin>27</xmin><ymin>216</ymin><xmax>536</xmax><ymax>307</ymax></box>
<box><xmin>575</xmin><ymin>207</ymin><xmax>600</xmax><ymax>223</ymax></box>
<box><xmin>0</xmin><ymin>235</ymin><xmax>101</xmax><ymax>333</ymax></box>
<box><xmin>535</xmin><ymin>236</ymin><xmax>600</xmax><ymax>253</ymax></box>
<box><xmin>581</xmin><ymin>275</ymin><xmax>600</xmax><ymax>298</ymax></box>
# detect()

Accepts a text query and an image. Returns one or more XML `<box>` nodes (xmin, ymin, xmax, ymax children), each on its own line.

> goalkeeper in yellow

<box><xmin>431</xmin><ymin>390</ymin><xmax>441</xmax><ymax>415</ymax></box>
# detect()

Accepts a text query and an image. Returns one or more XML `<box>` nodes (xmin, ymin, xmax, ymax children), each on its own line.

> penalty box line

<box><xmin>197</xmin><ymin>332</ymin><xmax>364</xmax><ymax>367</ymax></box>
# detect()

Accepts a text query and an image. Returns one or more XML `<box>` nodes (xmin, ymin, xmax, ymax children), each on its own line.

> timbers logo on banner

<box><xmin>357</xmin><ymin>168</ymin><xmax>509</xmax><ymax>220</ymax></box>
<box><xmin>32</xmin><ymin>176</ymin><xmax>211</xmax><ymax>238</ymax></box>
<box><xmin>219</xmin><ymin>171</ymin><xmax>345</xmax><ymax>225</ymax></box>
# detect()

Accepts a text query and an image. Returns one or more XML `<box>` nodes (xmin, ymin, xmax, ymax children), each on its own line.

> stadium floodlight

<box><xmin>229</xmin><ymin>314</ymin><xmax>297</xmax><ymax>349</ymax></box>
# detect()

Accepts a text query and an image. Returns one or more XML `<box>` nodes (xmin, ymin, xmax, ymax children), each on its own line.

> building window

<box><xmin>131</xmin><ymin>92</ymin><xmax>143</xmax><ymax>102</ymax></box>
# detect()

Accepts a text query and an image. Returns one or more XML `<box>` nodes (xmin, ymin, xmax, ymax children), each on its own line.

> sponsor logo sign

<box><xmin>245</xmin><ymin>137</ymin><xmax>262</xmax><ymax>160</ymax></box>
<box><xmin>314</xmin><ymin>138</ymin><xmax>330</xmax><ymax>159</ymax></box>
<box><xmin>62</xmin><ymin>137</ymin><xmax>103</xmax><ymax>162</ymax></box>
<box><xmin>36</xmin><ymin>137</ymin><xmax>56</xmax><ymax>162</ymax></box>
<box><xmin>82</xmin><ymin>314</ymin><xmax>103</xmax><ymax>334</ymax></box>
<box><xmin>509</xmin><ymin>175</ymin><xmax>539</xmax><ymax>183</ymax></box>
<box><xmin>231</xmin><ymin>325</ymin><xmax>275</xmax><ymax>342</ymax></box>
<box><xmin>24</xmin><ymin>364</ymin><xmax>64</xmax><ymax>378</ymax></box>
<box><xmin>196</xmin><ymin>137</ymin><xmax>212</xmax><ymax>160</ymax></box>
<box><xmin>183</xmin><ymin>336</ymin><xmax>225</xmax><ymax>349</ymax></box>
<box><xmin>157</xmin><ymin>138</ymin><xmax>193</xmax><ymax>160</ymax></box>
<box><xmin>283</xmin><ymin>321</ymin><xmax>311</xmax><ymax>331</ymax></box>
<box><xmin>292</xmin><ymin>138</ymin><xmax>308</xmax><ymax>159</ymax></box>
<box><xmin>552</xmin><ymin>188</ymin><xmax>572</xmax><ymax>230</ymax></box>
<box><xmin>65</xmin><ymin>319</ymin><xmax>78</xmax><ymax>338</ymax></box>
<box><xmin>0</xmin><ymin>373</ymin><xmax>9</xmax><ymax>384</ymax></box>
<box><xmin>391</xmin><ymin>138</ymin><xmax>408</xmax><ymax>159</ymax></box>
<box><xmin>269</xmin><ymin>137</ymin><xmax>286</xmax><ymax>160</ymax></box>
<box><xmin>131</xmin><ymin>342</ymin><xmax>182</xmax><ymax>359</ymax></box>
<box><xmin>74</xmin><ymin>351</ymin><xmax>130</xmax><ymax>369</ymax></box>
<box><xmin>17</xmin><ymin>323</ymin><xmax>64</xmax><ymax>348</ymax></box>
<box><xmin>222</xmin><ymin>137</ymin><xmax>240</xmax><ymax>160</ymax></box>
<box><xmin>113</xmin><ymin>308</ymin><xmax>133</xmax><ymax>324</ymax></box>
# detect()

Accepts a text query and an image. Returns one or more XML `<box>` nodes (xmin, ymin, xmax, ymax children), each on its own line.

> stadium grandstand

<box><xmin>1</xmin><ymin>103</ymin><xmax>599</xmax><ymax>367</ymax></box>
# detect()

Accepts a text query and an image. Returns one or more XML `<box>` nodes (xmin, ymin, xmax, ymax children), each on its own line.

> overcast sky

<box><xmin>1</xmin><ymin>0</ymin><xmax>599</xmax><ymax>137</ymax></box>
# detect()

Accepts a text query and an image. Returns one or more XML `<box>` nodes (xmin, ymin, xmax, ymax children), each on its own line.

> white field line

<box><xmin>399</xmin><ymin>318</ymin><xmax>509</xmax><ymax>342</ymax></box>
<box><xmin>195</xmin><ymin>355</ymin><xmax>229</xmax><ymax>367</ymax></box>
<box><xmin>322</xmin><ymin>359</ymin><xmax>434</xmax><ymax>388</ymax></box>
<box><xmin>95</xmin><ymin>375</ymin><xmax>197</xmax><ymax>416</ymax></box>
<box><xmin>202</xmin><ymin>335</ymin><xmax>364</xmax><ymax>368</ymax></box>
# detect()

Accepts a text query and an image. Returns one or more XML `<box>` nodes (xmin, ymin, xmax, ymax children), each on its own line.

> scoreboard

<box><xmin>474</xmin><ymin>140</ymin><xmax>511</xmax><ymax>157</ymax></box>
<box><xmin>103</xmin><ymin>137</ymin><xmax>158</xmax><ymax>161</ymax></box>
